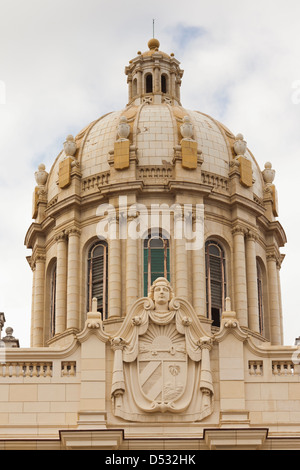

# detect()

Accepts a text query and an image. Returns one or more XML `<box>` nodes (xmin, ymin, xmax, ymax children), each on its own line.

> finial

<box><xmin>148</xmin><ymin>37</ymin><xmax>160</xmax><ymax>51</ymax></box>
<box><xmin>225</xmin><ymin>297</ymin><xmax>232</xmax><ymax>312</ymax></box>
<box><xmin>35</xmin><ymin>163</ymin><xmax>48</xmax><ymax>186</ymax></box>
<box><xmin>63</xmin><ymin>134</ymin><xmax>77</xmax><ymax>157</ymax></box>
<box><xmin>233</xmin><ymin>133</ymin><xmax>247</xmax><ymax>157</ymax></box>
<box><xmin>262</xmin><ymin>162</ymin><xmax>276</xmax><ymax>185</ymax></box>
<box><xmin>180</xmin><ymin>116</ymin><xmax>194</xmax><ymax>140</ymax></box>
<box><xmin>92</xmin><ymin>297</ymin><xmax>98</xmax><ymax>313</ymax></box>
<box><xmin>117</xmin><ymin>115</ymin><xmax>130</xmax><ymax>140</ymax></box>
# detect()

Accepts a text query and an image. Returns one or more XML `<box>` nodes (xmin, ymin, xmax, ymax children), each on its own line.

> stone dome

<box><xmin>47</xmin><ymin>104</ymin><xmax>264</xmax><ymax>203</ymax></box>
<box><xmin>45</xmin><ymin>38</ymin><xmax>265</xmax><ymax>205</ymax></box>
<box><xmin>27</xmin><ymin>39</ymin><xmax>286</xmax><ymax>350</ymax></box>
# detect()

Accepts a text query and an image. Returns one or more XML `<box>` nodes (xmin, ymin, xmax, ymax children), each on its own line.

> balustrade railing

<box><xmin>0</xmin><ymin>361</ymin><xmax>77</xmax><ymax>379</ymax></box>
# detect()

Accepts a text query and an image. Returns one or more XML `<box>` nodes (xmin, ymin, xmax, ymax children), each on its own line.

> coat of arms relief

<box><xmin>110</xmin><ymin>278</ymin><xmax>214</xmax><ymax>422</ymax></box>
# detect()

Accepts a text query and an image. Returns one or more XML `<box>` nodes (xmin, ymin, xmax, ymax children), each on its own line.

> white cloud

<box><xmin>0</xmin><ymin>0</ymin><xmax>300</xmax><ymax>345</ymax></box>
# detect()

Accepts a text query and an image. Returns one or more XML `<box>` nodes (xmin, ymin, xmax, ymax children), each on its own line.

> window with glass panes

<box><xmin>143</xmin><ymin>232</ymin><xmax>170</xmax><ymax>297</ymax></box>
<box><xmin>205</xmin><ymin>240</ymin><xmax>226</xmax><ymax>328</ymax></box>
<box><xmin>87</xmin><ymin>241</ymin><xmax>108</xmax><ymax>319</ymax></box>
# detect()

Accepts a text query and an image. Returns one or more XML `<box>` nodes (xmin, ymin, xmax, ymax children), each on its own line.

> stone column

<box><xmin>277</xmin><ymin>259</ymin><xmax>284</xmax><ymax>344</ymax></box>
<box><xmin>30</xmin><ymin>262</ymin><xmax>36</xmax><ymax>347</ymax></box>
<box><xmin>66</xmin><ymin>228</ymin><xmax>81</xmax><ymax>330</ymax></box>
<box><xmin>170</xmin><ymin>69</ymin><xmax>176</xmax><ymax>98</ymax></box>
<box><xmin>192</xmin><ymin>213</ymin><xmax>206</xmax><ymax>315</ymax></box>
<box><xmin>108</xmin><ymin>217</ymin><xmax>122</xmax><ymax>318</ymax></box>
<box><xmin>127</xmin><ymin>74</ymin><xmax>132</xmax><ymax>103</ymax></box>
<box><xmin>175</xmin><ymin>213</ymin><xmax>188</xmax><ymax>298</ymax></box>
<box><xmin>126</xmin><ymin>216</ymin><xmax>138</xmax><ymax>314</ymax></box>
<box><xmin>136</xmin><ymin>68</ymin><xmax>142</xmax><ymax>96</ymax></box>
<box><xmin>267</xmin><ymin>251</ymin><xmax>281</xmax><ymax>345</ymax></box>
<box><xmin>33</xmin><ymin>253</ymin><xmax>46</xmax><ymax>347</ymax></box>
<box><xmin>55</xmin><ymin>232</ymin><xmax>68</xmax><ymax>334</ymax></box>
<box><xmin>154</xmin><ymin>64</ymin><xmax>160</xmax><ymax>93</ymax></box>
<box><xmin>245</xmin><ymin>231</ymin><xmax>260</xmax><ymax>332</ymax></box>
<box><xmin>232</xmin><ymin>225</ymin><xmax>248</xmax><ymax>327</ymax></box>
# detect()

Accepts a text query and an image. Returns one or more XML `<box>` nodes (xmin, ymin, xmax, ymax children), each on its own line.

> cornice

<box><xmin>2</xmin><ymin>336</ymin><xmax>80</xmax><ymax>361</ymax></box>
<box><xmin>24</xmin><ymin>217</ymin><xmax>55</xmax><ymax>249</ymax></box>
<box><xmin>44</xmin><ymin>194</ymin><xmax>82</xmax><ymax>219</ymax></box>
<box><xmin>229</xmin><ymin>193</ymin><xmax>266</xmax><ymax>218</ymax></box>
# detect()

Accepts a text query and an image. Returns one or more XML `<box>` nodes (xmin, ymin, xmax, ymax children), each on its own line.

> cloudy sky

<box><xmin>0</xmin><ymin>0</ymin><xmax>300</xmax><ymax>347</ymax></box>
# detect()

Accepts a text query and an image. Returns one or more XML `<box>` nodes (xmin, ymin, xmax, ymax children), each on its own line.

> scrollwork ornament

<box><xmin>144</xmin><ymin>298</ymin><xmax>155</xmax><ymax>311</ymax></box>
<box><xmin>169</xmin><ymin>297</ymin><xmax>180</xmax><ymax>311</ymax></box>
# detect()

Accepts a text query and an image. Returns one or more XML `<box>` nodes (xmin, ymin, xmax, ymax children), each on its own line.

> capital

<box><xmin>66</xmin><ymin>227</ymin><xmax>81</xmax><ymax>237</ymax></box>
<box><xmin>245</xmin><ymin>230</ymin><xmax>258</xmax><ymax>242</ymax></box>
<box><xmin>232</xmin><ymin>224</ymin><xmax>246</xmax><ymax>236</ymax></box>
<box><xmin>55</xmin><ymin>232</ymin><xmax>67</xmax><ymax>242</ymax></box>
<box><xmin>110</xmin><ymin>337</ymin><xmax>127</xmax><ymax>352</ymax></box>
<box><xmin>198</xmin><ymin>337</ymin><xmax>213</xmax><ymax>351</ymax></box>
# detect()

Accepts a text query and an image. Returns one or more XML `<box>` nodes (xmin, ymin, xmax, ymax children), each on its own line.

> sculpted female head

<box><xmin>148</xmin><ymin>278</ymin><xmax>174</xmax><ymax>311</ymax></box>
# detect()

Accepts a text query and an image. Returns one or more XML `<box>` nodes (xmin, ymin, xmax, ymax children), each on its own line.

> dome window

<box><xmin>87</xmin><ymin>241</ymin><xmax>108</xmax><ymax>320</ymax></box>
<box><xmin>145</xmin><ymin>73</ymin><xmax>153</xmax><ymax>93</ymax></box>
<box><xmin>132</xmin><ymin>78</ymin><xmax>137</xmax><ymax>97</ymax></box>
<box><xmin>161</xmin><ymin>74</ymin><xmax>168</xmax><ymax>94</ymax></box>
<box><xmin>143</xmin><ymin>231</ymin><xmax>170</xmax><ymax>296</ymax></box>
<box><xmin>205</xmin><ymin>241</ymin><xmax>227</xmax><ymax>328</ymax></box>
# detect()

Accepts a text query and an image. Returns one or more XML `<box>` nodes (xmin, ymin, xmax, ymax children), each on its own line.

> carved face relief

<box><xmin>153</xmin><ymin>285</ymin><xmax>170</xmax><ymax>311</ymax></box>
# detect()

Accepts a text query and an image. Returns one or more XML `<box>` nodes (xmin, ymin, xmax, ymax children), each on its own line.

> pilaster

<box><xmin>77</xmin><ymin>299</ymin><xmax>109</xmax><ymax>430</ymax></box>
<box><xmin>32</xmin><ymin>252</ymin><xmax>46</xmax><ymax>347</ymax></box>
<box><xmin>66</xmin><ymin>227</ymin><xmax>81</xmax><ymax>330</ymax></box>
<box><xmin>108</xmin><ymin>216</ymin><xmax>122</xmax><ymax>318</ymax></box>
<box><xmin>174</xmin><ymin>212</ymin><xmax>188</xmax><ymax>298</ymax></box>
<box><xmin>126</xmin><ymin>215</ymin><xmax>139</xmax><ymax>314</ymax></box>
<box><xmin>55</xmin><ymin>232</ymin><xmax>68</xmax><ymax>334</ymax></box>
<box><xmin>232</xmin><ymin>225</ymin><xmax>248</xmax><ymax>327</ymax></box>
<box><xmin>267</xmin><ymin>250</ymin><xmax>281</xmax><ymax>345</ymax></box>
<box><xmin>245</xmin><ymin>231</ymin><xmax>259</xmax><ymax>332</ymax></box>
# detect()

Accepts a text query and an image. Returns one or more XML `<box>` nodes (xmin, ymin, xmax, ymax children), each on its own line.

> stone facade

<box><xmin>0</xmin><ymin>39</ymin><xmax>299</xmax><ymax>450</ymax></box>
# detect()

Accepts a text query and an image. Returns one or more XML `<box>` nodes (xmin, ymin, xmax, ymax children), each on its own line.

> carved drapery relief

<box><xmin>110</xmin><ymin>278</ymin><xmax>214</xmax><ymax>422</ymax></box>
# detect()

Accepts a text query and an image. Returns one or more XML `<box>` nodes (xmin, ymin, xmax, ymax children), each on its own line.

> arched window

<box><xmin>257</xmin><ymin>260</ymin><xmax>264</xmax><ymax>334</ymax></box>
<box><xmin>205</xmin><ymin>240</ymin><xmax>226</xmax><ymax>328</ymax></box>
<box><xmin>145</xmin><ymin>73</ymin><xmax>153</xmax><ymax>93</ymax></box>
<box><xmin>50</xmin><ymin>262</ymin><xmax>57</xmax><ymax>337</ymax></box>
<box><xmin>87</xmin><ymin>241</ymin><xmax>108</xmax><ymax>319</ymax></box>
<box><xmin>161</xmin><ymin>74</ymin><xmax>168</xmax><ymax>94</ymax></box>
<box><xmin>132</xmin><ymin>78</ymin><xmax>137</xmax><ymax>97</ymax></box>
<box><xmin>143</xmin><ymin>231</ymin><xmax>170</xmax><ymax>296</ymax></box>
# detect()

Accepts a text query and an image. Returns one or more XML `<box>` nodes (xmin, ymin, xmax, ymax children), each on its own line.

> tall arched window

<box><xmin>205</xmin><ymin>240</ymin><xmax>226</xmax><ymax>327</ymax></box>
<box><xmin>132</xmin><ymin>78</ymin><xmax>137</xmax><ymax>97</ymax></box>
<box><xmin>161</xmin><ymin>74</ymin><xmax>168</xmax><ymax>94</ymax></box>
<box><xmin>87</xmin><ymin>241</ymin><xmax>108</xmax><ymax>319</ymax></box>
<box><xmin>145</xmin><ymin>73</ymin><xmax>153</xmax><ymax>93</ymax></box>
<box><xmin>143</xmin><ymin>231</ymin><xmax>170</xmax><ymax>296</ymax></box>
<box><xmin>50</xmin><ymin>262</ymin><xmax>57</xmax><ymax>337</ymax></box>
<box><xmin>257</xmin><ymin>260</ymin><xmax>264</xmax><ymax>334</ymax></box>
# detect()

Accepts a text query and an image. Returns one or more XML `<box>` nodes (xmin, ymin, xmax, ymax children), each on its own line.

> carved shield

<box><xmin>138</xmin><ymin>324</ymin><xmax>187</xmax><ymax>406</ymax></box>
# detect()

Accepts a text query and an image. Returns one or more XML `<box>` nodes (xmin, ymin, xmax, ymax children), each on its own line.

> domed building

<box><xmin>0</xmin><ymin>39</ymin><xmax>299</xmax><ymax>451</ymax></box>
